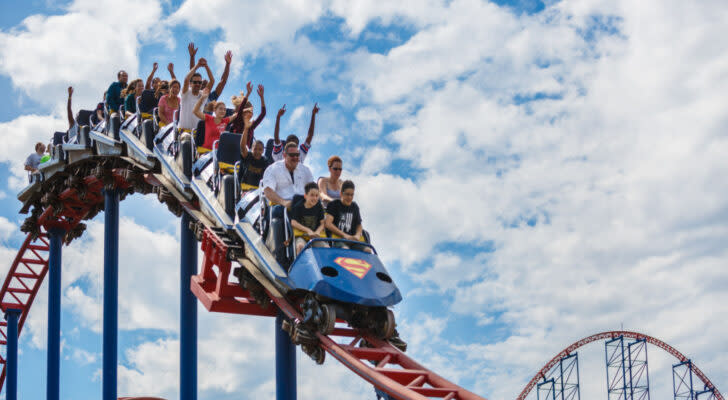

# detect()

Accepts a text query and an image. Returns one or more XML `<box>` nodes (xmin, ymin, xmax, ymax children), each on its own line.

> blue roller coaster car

<box><xmin>235</xmin><ymin>190</ymin><xmax>402</xmax><ymax>339</ymax></box>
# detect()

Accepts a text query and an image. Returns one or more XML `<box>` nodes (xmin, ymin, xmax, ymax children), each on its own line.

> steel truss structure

<box><xmin>537</xmin><ymin>353</ymin><xmax>580</xmax><ymax>400</ymax></box>
<box><xmin>674</xmin><ymin>360</ymin><xmax>718</xmax><ymax>400</ymax></box>
<box><xmin>518</xmin><ymin>331</ymin><xmax>722</xmax><ymax>400</ymax></box>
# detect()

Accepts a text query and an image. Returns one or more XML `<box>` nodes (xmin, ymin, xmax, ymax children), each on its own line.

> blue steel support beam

<box><xmin>180</xmin><ymin>213</ymin><xmax>198</xmax><ymax>400</ymax></box>
<box><xmin>276</xmin><ymin>313</ymin><xmax>296</xmax><ymax>400</ymax></box>
<box><xmin>47</xmin><ymin>227</ymin><xmax>64</xmax><ymax>400</ymax></box>
<box><xmin>5</xmin><ymin>308</ymin><xmax>22</xmax><ymax>400</ymax></box>
<box><xmin>103</xmin><ymin>189</ymin><xmax>119</xmax><ymax>400</ymax></box>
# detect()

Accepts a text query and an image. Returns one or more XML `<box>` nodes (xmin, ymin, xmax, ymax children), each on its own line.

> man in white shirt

<box><xmin>178</xmin><ymin>58</ymin><xmax>214</xmax><ymax>132</ymax></box>
<box><xmin>261</xmin><ymin>142</ymin><xmax>314</xmax><ymax>208</ymax></box>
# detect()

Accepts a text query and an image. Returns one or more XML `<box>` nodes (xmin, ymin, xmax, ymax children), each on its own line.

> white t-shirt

<box><xmin>271</xmin><ymin>141</ymin><xmax>310</xmax><ymax>163</ymax></box>
<box><xmin>178</xmin><ymin>90</ymin><xmax>203</xmax><ymax>131</ymax></box>
<box><xmin>261</xmin><ymin>160</ymin><xmax>314</xmax><ymax>201</ymax></box>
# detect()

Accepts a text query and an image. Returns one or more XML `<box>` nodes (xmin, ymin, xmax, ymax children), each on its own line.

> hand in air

<box><xmin>277</xmin><ymin>105</ymin><xmax>286</xmax><ymax>118</ymax></box>
<box><xmin>245</xmin><ymin>81</ymin><xmax>253</xmax><ymax>97</ymax></box>
<box><xmin>167</xmin><ymin>63</ymin><xmax>174</xmax><ymax>73</ymax></box>
<box><xmin>312</xmin><ymin>102</ymin><xmax>320</xmax><ymax>115</ymax></box>
<box><xmin>188</xmin><ymin>42</ymin><xmax>198</xmax><ymax>57</ymax></box>
<box><xmin>198</xmin><ymin>57</ymin><xmax>208</xmax><ymax>67</ymax></box>
<box><xmin>257</xmin><ymin>84</ymin><xmax>264</xmax><ymax>98</ymax></box>
<box><xmin>224</xmin><ymin>51</ymin><xmax>232</xmax><ymax>65</ymax></box>
<box><xmin>152</xmin><ymin>62</ymin><xmax>158</xmax><ymax>71</ymax></box>
<box><xmin>67</xmin><ymin>86</ymin><xmax>73</xmax><ymax>97</ymax></box>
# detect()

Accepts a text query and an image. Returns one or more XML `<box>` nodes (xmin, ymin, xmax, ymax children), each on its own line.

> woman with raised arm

<box><xmin>318</xmin><ymin>156</ymin><xmax>343</xmax><ymax>207</ymax></box>
<box><xmin>193</xmin><ymin>87</ymin><xmax>236</xmax><ymax>151</ymax></box>
<box><xmin>230</xmin><ymin>83</ymin><xmax>266</xmax><ymax>148</ymax></box>
<box><xmin>158</xmin><ymin>80</ymin><xmax>180</xmax><ymax>126</ymax></box>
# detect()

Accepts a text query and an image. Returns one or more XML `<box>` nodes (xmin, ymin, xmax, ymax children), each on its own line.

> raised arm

<box><xmin>251</xmin><ymin>84</ymin><xmax>267</xmax><ymax>129</ymax></box>
<box><xmin>66</xmin><ymin>86</ymin><xmax>75</xmax><ymax>130</ymax></box>
<box><xmin>231</xmin><ymin>82</ymin><xmax>253</xmax><ymax>131</ymax></box>
<box><xmin>213</xmin><ymin>51</ymin><xmax>232</xmax><ymax>97</ymax></box>
<box><xmin>274</xmin><ymin>105</ymin><xmax>286</xmax><ymax>145</ymax></box>
<box><xmin>240</xmin><ymin>116</ymin><xmax>252</xmax><ymax>158</ymax></box>
<box><xmin>145</xmin><ymin>63</ymin><xmax>158</xmax><ymax>90</ymax></box>
<box><xmin>202</xmin><ymin>61</ymin><xmax>215</xmax><ymax>92</ymax></box>
<box><xmin>182</xmin><ymin>60</ymin><xmax>202</xmax><ymax>94</ymax></box>
<box><xmin>192</xmin><ymin>88</ymin><xmax>209</xmax><ymax>120</ymax></box>
<box><xmin>188</xmin><ymin>42</ymin><xmax>197</xmax><ymax>70</ymax></box>
<box><xmin>167</xmin><ymin>63</ymin><xmax>177</xmax><ymax>81</ymax></box>
<box><xmin>304</xmin><ymin>103</ymin><xmax>320</xmax><ymax>146</ymax></box>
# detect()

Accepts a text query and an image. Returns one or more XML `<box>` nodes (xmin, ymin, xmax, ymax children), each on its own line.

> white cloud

<box><xmin>0</xmin><ymin>0</ymin><xmax>165</xmax><ymax>111</ymax></box>
<box><xmin>0</xmin><ymin>115</ymin><xmax>64</xmax><ymax>189</ymax></box>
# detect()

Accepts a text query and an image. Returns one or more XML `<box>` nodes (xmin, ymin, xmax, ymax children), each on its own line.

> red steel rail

<box><xmin>517</xmin><ymin>330</ymin><xmax>723</xmax><ymax>400</ymax></box>
<box><xmin>0</xmin><ymin>233</ymin><xmax>50</xmax><ymax>389</ymax></box>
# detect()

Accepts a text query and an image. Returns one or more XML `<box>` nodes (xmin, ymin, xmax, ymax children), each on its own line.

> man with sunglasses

<box><xmin>261</xmin><ymin>142</ymin><xmax>314</xmax><ymax>209</ymax></box>
<box><xmin>179</xmin><ymin>57</ymin><xmax>214</xmax><ymax>132</ymax></box>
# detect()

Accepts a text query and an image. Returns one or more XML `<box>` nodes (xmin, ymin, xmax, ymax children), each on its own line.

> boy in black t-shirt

<box><xmin>290</xmin><ymin>182</ymin><xmax>328</xmax><ymax>255</ymax></box>
<box><xmin>325</xmin><ymin>180</ymin><xmax>372</xmax><ymax>253</ymax></box>
<box><xmin>240</xmin><ymin>122</ymin><xmax>271</xmax><ymax>191</ymax></box>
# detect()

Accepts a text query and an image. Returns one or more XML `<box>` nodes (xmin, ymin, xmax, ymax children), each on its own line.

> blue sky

<box><xmin>0</xmin><ymin>0</ymin><xmax>726</xmax><ymax>399</ymax></box>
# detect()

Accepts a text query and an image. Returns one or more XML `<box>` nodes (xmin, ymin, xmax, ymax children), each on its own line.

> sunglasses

<box><xmin>331</xmin><ymin>167</ymin><xmax>342</xmax><ymax>171</ymax></box>
<box><xmin>286</xmin><ymin>152</ymin><xmax>300</xmax><ymax>158</ymax></box>
<box><xmin>191</xmin><ymin>80</ymin><xmax>202</xmax><ymax>84</ymax></box>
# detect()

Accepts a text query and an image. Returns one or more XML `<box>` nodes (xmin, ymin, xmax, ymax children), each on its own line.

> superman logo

<box><xmin>334</xmin><ymin>257</ymin><xmax>372</xmax><ymax>279</ymax></box>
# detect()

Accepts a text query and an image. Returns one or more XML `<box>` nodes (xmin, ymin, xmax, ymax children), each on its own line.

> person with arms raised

<box><xmin>192</xmin><ymin>88</ymin><xmax>237</xmax><ymax>152</ymax></box>
<box><xmin>230</xmin><ymin>82</ymin><xmax>266</xmax><ymax>148</ymax></box>
<box><xmin>271</xmin><ymin>103</ymin><xmax>319</xmax><ymax>163</ymax></box>
<box><xmin>179</xmin><ymin>56</ymin><xmax>214</xmax><ymax>133</ymax></box>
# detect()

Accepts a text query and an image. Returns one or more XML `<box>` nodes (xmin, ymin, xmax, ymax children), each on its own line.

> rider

<box><xmin>271</xmin><ymin>103</ymin><xmax>318</xmax><ymax>163</ymax></box>
<box><xmin>324</xmin><ymin>180</ymin><xmax>371</xmax><ymax>253</ymax></box>
<box><xmin>178</xmin><ymin>57</ymin><xmax>214</xmax><ymax>134</ymax></box>
<box><xmin>290</xmin><ymin>182</ymin><xmax>329</xmax><ymax>255</ymax></box>
<box><xmin>105</xmin><ymin>70</ymin><xmax>128</xmax><ymax>116</ymax></box>
<box><xmin>261</xmin><ymin>142</ymin><xmax>314</xmax><ymax>208</ymax></box>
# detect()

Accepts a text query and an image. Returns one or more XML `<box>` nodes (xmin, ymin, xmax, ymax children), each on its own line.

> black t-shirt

<box><xmin>138</xmin><ymin>89</ymin><xmax>158</xmax><ymax>114</ymax></box>
<box><xmin>325</xmin><ymin>200</ymin><xmax>362</xmax><ymax>236</ymax></box>
<box><xmin>241</xmin><ymin>153</ymin><xmax>270</xmax><ymax>186</ymax></box>
<box><xmin>290</xmin><ymin>201</ymin><xmax>325</xmax><ymax>232</ymax></box>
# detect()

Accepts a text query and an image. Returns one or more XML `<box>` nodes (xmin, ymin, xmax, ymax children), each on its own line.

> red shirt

<box><xmin>203</xmin><ymin>114</ymin><xmax>230</xmax><ymax>149</ymax></box>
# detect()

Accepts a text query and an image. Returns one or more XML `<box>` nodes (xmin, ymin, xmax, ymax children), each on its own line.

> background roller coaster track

<box><xmin>517</xmin><ymin>330</ymin><xmax>723</xmax><ymax>400</ymax></box>
<box><xmin>0</xmin><ymin>148</ymin><xmax>486</xmax><ymax>400</ymax></box>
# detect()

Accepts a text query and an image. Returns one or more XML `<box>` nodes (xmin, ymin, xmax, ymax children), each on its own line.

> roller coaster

<box><xmin>0</xmin><ymin>101</ymin><xmax>723</xmax><ymax>400</ymax></box>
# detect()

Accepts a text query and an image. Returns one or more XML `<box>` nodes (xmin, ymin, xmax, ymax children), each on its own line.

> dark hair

<box><xmin>341</xmin><ymin>180</ymin><xmax>355</xmax><ymax>193</ymax></box>
<box><xmin>35</xmin><ymin>142</ymin><xmax>44</xmax><ymax>151</ymax></box>
<box><xmin>304</xmin><ymin>182</ymin><xmax>318</xmax><ymax>194</ymax></box>
<box><xmin>254</xmin><ymin>140</ymin><xmax>264</xmax><ymax>147</ymax></box>
<box><xmin>285</xmin><ymin>134</ymin><xmax>299</xmax><ymax>145</ymax></box>
<box><xmin>192</xmin><ymin>72</ymin><xmax>202</xmax><ymax>80</ymax></box>
<box><xmin>117</xmin><ymin>70</ymin><xmax>127</xmax><ymax>78</ymax></box>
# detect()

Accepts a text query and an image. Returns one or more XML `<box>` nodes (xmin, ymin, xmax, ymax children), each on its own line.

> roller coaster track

<box><xmin>0</xmin><ymin>134</ymin><xmax>486</xmax><ymax>399</ymax></box>
<box><xmin>517</xmin><ymin>330</ymin><xmax>724</xmax><ymax>400</ymax></box>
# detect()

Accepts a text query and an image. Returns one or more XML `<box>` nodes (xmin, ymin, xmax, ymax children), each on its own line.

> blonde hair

<box><xmin>327</xmin><ymin>155</ymin><xmax>342</xmax><ymax>168</ymax></box>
